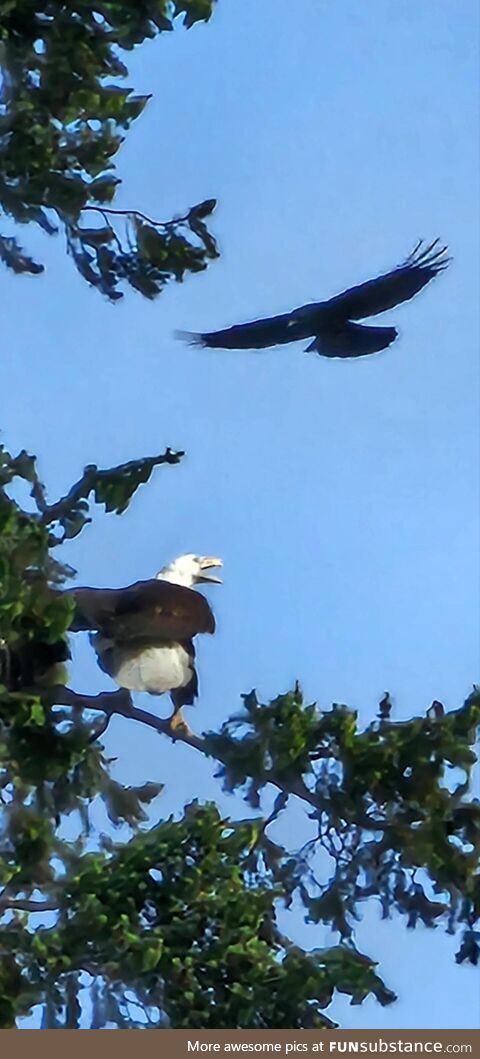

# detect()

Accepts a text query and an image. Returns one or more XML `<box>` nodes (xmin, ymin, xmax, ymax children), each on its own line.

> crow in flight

<box><xmin>177</xmin><ymin>240</ymin><xmax>449</xmax><ymax>359</ymax></box>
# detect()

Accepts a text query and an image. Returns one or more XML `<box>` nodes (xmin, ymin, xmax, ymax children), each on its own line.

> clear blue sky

<box><xmin>2</xmin><ymin>0</ymin><xmax>479</xmax><ymax>1030</ymax></box>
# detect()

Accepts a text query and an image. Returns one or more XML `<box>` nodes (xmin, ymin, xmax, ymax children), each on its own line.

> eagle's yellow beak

<box><xmin>196</xmin><ymin>556</ymin><xmax>223</xmax><ymax>584</ymax></box>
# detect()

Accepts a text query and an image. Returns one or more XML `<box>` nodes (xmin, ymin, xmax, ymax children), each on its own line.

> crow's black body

<box><xmin>178</xmin><ymin>240</ymin><xmax>449</xmax><ymax>359</ymax></box>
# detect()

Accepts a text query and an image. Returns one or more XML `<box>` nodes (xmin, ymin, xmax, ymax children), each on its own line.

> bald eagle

<box><xmin>177</xmin><ymin>240</ymin><xmax>449</xmax><ymax>358</ymax></box>
<box><xmin>68</xmin><ymin>554</ymin><xmax>222</xmax><ymax>717</ymax></box>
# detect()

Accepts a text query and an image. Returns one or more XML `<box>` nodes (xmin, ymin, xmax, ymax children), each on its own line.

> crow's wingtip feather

<box><xmin>174</xmin><ymin>329</ymin><xmax>206</xmax><ymax>347</ymax></box>
<box><xmin>403</xmin><ymin>238</ymin><xmax>450</xmax><ymax>271</ymax></box>
<box><xmin>172</xmin><ymin>328</ymin><xmax>203</xmax><ymax>345</ymax></box>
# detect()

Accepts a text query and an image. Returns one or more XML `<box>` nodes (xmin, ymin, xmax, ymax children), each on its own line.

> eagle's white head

<box><xmin>156</xmin><ymin>554</ymin><xmax>223</xmax><ymax>589</ymax></box>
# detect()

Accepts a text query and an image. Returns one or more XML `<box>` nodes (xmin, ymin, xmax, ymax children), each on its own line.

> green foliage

<box><xmin>0</xmin><ymin>440</ymin><xmax>180</xmax><ymax>751</ymax></box>
<box><xmin>0</xmin><ymin>440</ymin><xmax>183</xmax><ymax>714</ymax></box>
<box><xmin>0</xmin><ymin>804</ymin><xmax>394</xmax><ymax>1028</ymax></box>
<box><xmin>0</xmin><ymin>2</ymin><xmax>218</xmax><ymax>296</ymax></box>
<box><xmin>65</xmin><ymin>199</ymin><xmax>219</xmax><ymax>301</ymax></box>
<box><xmin>206</xmin><ymin>685</ymin><xmax>480</xmax><ymax>959</ymax></box>
<box><xmin>0</xmin><ymin>453</ymin><xmax>74</xmax><ymax>691</ymax></box>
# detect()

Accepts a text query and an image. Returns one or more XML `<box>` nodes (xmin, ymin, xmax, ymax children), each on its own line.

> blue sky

<box><xmin>2</xmin><ymin>0</ymin><xmax>479</xmax><ymax>1030</ymax></box>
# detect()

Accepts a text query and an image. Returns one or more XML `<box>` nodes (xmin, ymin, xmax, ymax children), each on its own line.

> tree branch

<box><xmin>39</xmin><ymin>686</ymin><xmax>390</xmax><ymax>833</ymax></box>
<box><xmin>30</xmin><ymin>475</ymin><xmax>49</xmax><ymax>515</ymax></box>
<box><xmin>39</xmin><ymin>448</ymin><xmax>183</xmax><ymax>527</ymax></box>
<box><xmin>81</xmin><ymin>205</ymin><xmax>192</xmax><ymax>230</ymax></box>
<box><xmin>41</xmin><ymin>687</ymin><xmax>339</xmax><ymax>812</ymax></box>
<box><xmin>0</xmin><ymin>898</ymin><xmax>59</xmax><ymax>914</ymax></box>
<box><xmin>44</xmin><ymin>685</ymin><xmax>184</xmax><ymax>736</ymax></box>
<box><xmin>39</xmin><ymin>465</ymin><xmax>97</xmax><ymax>525</ymax></box>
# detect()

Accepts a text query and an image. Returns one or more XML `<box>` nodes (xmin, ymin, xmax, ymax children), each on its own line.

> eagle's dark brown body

<box><xmin>67</xmin><ymin>556</ymin><xmax>221</xmax><ymax>712</ymax></box>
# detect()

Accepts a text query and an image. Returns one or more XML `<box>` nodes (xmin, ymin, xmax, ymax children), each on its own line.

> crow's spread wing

<box><xmin>325</xmin><ymin>240</ymin><xmax>449</xmax><ymax>321</ymax></box>
<box><xmin>306</xmin><ymin>322</ymin><xmax>398</xmax><ymax>358</ymax></box>
<box><xmin>69</xmin><ymin>580</ymin><xmax>215</xmax><ymax>641</ymax></box>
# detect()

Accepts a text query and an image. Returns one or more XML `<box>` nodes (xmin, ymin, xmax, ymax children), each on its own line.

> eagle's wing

<box><xmin>176</xmin><ymin>308</ymin><xmax>307</xmax><ymax>350</ymax></box>
<box><xmin>306</xmin><ymin>322</ymin><xmax>398</xmax><ymax>358</ymax></box>
<box><xmin>171</xmin><ymin>643</ymin><xmax>198</xmax><ymax>711</ymax></box>
<box><xmin>69</xmin><ymin>580</ymin><xmax>215</xmax><ymax>641</ymax></box>
<box><xmin>325</xmin><ymin>240</ymin><xmax>450</xmax><ymax>321</ymax></box>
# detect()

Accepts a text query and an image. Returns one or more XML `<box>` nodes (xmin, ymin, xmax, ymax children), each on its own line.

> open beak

<box><xmin>196</xmin><ymin>556</ymin><xmax>223</xmax><ymax>584</ymax></box>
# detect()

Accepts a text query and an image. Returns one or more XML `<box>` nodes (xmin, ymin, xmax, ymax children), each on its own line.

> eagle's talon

<box><xmin>167</xmin><ymin>710</ymin><xmax>193</xmax><ymax>739</ymax></box>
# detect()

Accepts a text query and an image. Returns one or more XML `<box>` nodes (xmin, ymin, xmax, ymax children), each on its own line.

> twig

<box><xmin>88</xmin><ymin>714</ymin><xmax>113</xmax><ymax>745</ymax></box>
<box><xmin>0</xmin><ymin>898</ymin><xmax>59</xmax><ymax>913</ymax></box>
<box><xmin>65</xmin><ymin>973</ymin><xmax>81</xmax><ymax>1029</ymax></box>
<box><xmin>81</xmin><ymin>205</ymin><xmax>191</xmax><ymax>230</ymax></box>
<box><xmin>78</xmin><ymin>208</ymin><xmax>123</xmax><ymax>253</ymax></box>
<box><xmin>30</xmin><ymin>475</ymin><xmax>49</xmax><ymax>515</ymax></box>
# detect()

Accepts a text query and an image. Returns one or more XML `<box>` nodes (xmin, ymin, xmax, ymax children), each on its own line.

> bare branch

<box><xmin>30</xmin><ymin>475</ymin><xmax>49</xmax><ymax>515</ymax></box>
<box><xmin>0</xmin><ymin>898</ymin><xmax>59</xmax><ymax>914</ymax></box>
<box><xmin>81</xmin><ymin>205</ymin><xmax>192</xmax><ymax>230</ymax></box>
<box><xmin>41</xmin><ymin>684</ymin><xmax>195</xmax><ymax>741</ymax></box>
